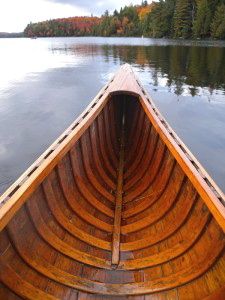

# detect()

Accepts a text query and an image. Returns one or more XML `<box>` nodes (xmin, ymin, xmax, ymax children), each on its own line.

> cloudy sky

<box><xmin>0</xmin><ymin>0</ymin><xmax>149</xmax><ymax>32</ymax></box>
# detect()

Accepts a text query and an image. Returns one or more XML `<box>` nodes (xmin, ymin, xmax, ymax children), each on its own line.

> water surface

<box><xmin>0</xmin><ymin>37</ymin><xmax>225</xmax><ymax>193</ymax></box>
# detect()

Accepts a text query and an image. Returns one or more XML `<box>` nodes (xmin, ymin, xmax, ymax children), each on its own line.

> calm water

<box><xmin>0</xmin><ymin>37</ymin><xmax>225</xmax><ymax>194</ymax></box>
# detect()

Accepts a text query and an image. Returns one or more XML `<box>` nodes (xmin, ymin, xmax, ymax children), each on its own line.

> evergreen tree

<box><xmin>103</xmin><ymin>10</ymin><xmax>109</xmax><ymax>17</ymax></box>
<box><xmin>143</xmin><ymin>0</ymin><xmax>148</xmax><ymax>6</ymax></box>
<box><xmin>211</xmin><ymin>4</ymin><xmax>225</xmax><ymax>39</ymax></box>
<box><xmin>144</xmin><ymin>0</ymin><xmax>175</xmax><ymax>38</ymax></box>
<box><xmin>147</xmin><ymin>2</ymin><xmax>165</xmax><ymax>37</ymax></box>
<box><xmin>173</xmin><ymin>0</ymin><xmax>193</xmax><ymax>38</ymax></box>
<box><xmin>113</xmin><ymin>10</ymin><xmax>119</xmax><ymax>17</ymax></box>
<box><xmin>163</xmin><ymin>0</ymin><xmax>176</xmax><ymax>37</ymax></box>
<box><xmin>193</xmin><ymin>0</ymin><xmax>211</xmax><ymax>38</ymax></box>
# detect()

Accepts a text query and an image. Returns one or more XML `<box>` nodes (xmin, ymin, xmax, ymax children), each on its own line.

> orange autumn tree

<box><xmin>137</xmin><ymin>3</ymin><xmax>155</xmax><ymax>21</ymax></box>
<box><xmin>24</xmin><ymin>17</ymin><xmax>101</xmax><ymax>37</ymax></box>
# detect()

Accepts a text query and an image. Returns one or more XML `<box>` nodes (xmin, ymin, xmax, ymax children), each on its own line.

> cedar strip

<box><xmin>111</xmin><ymin>100</ymin><xmax>125</xmax><ymax>267</ymax></box>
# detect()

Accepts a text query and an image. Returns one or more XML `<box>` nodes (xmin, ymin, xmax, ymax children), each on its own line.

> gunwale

<box><xmin>0</xmin><ymin>63</ymin><xmax>225</xmax><ymax>234</ymax></box>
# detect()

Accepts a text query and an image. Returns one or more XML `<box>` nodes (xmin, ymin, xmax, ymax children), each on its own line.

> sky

<box><xmin>0</xmin><ymin>0</ymin><xmax>148</xmax><ymax>32</ymax></box>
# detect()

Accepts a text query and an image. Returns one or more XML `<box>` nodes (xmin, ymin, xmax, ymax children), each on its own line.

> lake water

<box><xmin>0</xmin><ymin>37</ymin><xmax>225</xmax><ymax>194</ymax></box>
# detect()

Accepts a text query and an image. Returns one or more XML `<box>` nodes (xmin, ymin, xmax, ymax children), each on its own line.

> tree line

<box><xmin>24</xmin><ymin>0</ymin><xmax>225</xmax><ymax>39</ymax></box>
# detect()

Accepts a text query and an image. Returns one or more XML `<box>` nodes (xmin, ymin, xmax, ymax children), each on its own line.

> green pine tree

<box><xmin>144</xmin><ymin>0</ymin><xmax>175</xmax><ymax>38</ymax></box>
<box><xmin>173</xmin><ymin>0</ymin><xmax>193</xmax><ymax>38</ymax></box>
<box><xmin>193</xmin><ymin>0</ymin><xmax>211</xmax><ymax>38</ymax></box>
<box><xmin>211</xmin><ymin>4</ymin><xmax>225</xmax><ymax>39</ymax></box>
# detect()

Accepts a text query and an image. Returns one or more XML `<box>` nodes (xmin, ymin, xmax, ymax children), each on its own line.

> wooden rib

<box><xmin>120</xmin><ymin>188</ymin><xmax>201</xmax><ymax>251</ymax></box>
<box><xmin>102</xmin><ymin>106</ymin><xmax>119</xmax><ymax>167</ymax></box>
<box><xmin>124</xmin><ymin>110</ymin><xmax>145</xmax><ymax>168</ymax></box>
<box><xmin>69</xmin><ymin>147</ymin><xmax>114</xmax><ymax>218</ymax></box>
<box><xmin>124</xmin><ymin>103</ymin><xmax>149</xmax><ymax>175</ymax></box>
<box><xmin>106</xmin><ymin>101</ymin><xmax>119</xmax><ymax>158</ymax></box>
<box><xmin>57</xmin><ymin>163</ymin><xmax>113</xmax><ymax>232</ymax></box>
<box><xmin>58</xmin><ymin>150</ymin><xmax>114</xmax><ymax>225</ymax></box>
<box><xmin>92</xmin><ymin>119</ymin><xmax>117</xmax><ymax>180</ymax></box>
<box><xmin>122</xmin><ymin>160</ymin><xmax>183</xmax><ymax>220</ymax></box>
<box><xmin>0</xmin><ymin>261</ymin><xmax>58</xmax><ymax>300</ymax></box>
<box><xmin>122</xmin><ymin>175</ymin><xmax>192</xmax><ymax>235</ymax></box>
<box><xmin>76</xmin><ymin>140</ymin><xmax>114</xmax><ymax>208</ymax></box>
<box><xmin>26</xmin><ymin>198</ymin><xmax>111</xmax><ymax>269</ymax></box>
<box><xmin>123</xmin><ymin>150</ymin><xmax>175</xmax><ymax>213</ymax></box>
<box><xmin>119</xmin><ymin>198</ymin><xmax>209</xmax><ymax>269</ymax></box>
<box><xmin>97</xmin><ymin>114</ymin><xmax>117</xmax><ymax>176</ymax></box>
<box><xmin>42</xmin><ymin>179</ymin><xmax>112</xmax><ymax>251</ymax></box>
<box><xmin>44</xmin><ymin>172</ymin><xmax>110</xmax><ymax>241</ymax></box>
<box><xmin>111</xmin><ymin>101</ymin><xmax>125</xmax><ymax>267</ymax></box>
<box><xmin>80</xmin><ymin>134</ymin><xmax>114</xmax><ymax>203</ymax></box>
<box><xmin>121</xmin><ymin>189</ymin><xmax>195</xmax><ymax>251</ymax></box>
<box><xmin>123</xmin><ymin>102</ymin><xmax>141</xmax><ymax>163</ymax></box>
<box><xmin>124</xmin><ymin>121</ymin><xmax>152</xmax><ymax>180</ymax></box>
<box><xmin>124</xmin><ymin>141</ymin><xmax>166</xmax><ymax>202</ymax></box>
<box><xmin>122</xmin><ymin>157</ymin><xmax>176</xmax><ymax>222</ymax></box>
<box><xmin>124</xmin><ymin>125</ymin><xmax>159</xmax><ymax>191</ymax></box>
<box><xmin>88</xmin><ymin>125</ymin><xmax>115</xmax><ymax>189</ymax></box>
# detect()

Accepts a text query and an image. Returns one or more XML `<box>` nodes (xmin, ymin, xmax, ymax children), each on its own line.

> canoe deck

<box><xmin>0</xmin><ymin>64</ymin><xmax>225</xmax><ymax>299</ymax></box>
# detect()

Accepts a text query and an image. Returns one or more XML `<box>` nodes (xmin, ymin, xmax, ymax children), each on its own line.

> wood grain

<box><xmin>0</xmin><ymin>64</ymin><xmax>225</xmax><ymax>299</ymax></box>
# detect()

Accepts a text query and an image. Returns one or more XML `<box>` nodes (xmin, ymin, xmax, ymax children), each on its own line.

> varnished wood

<box><xmin>204</xmin><ymin>286</ymin><xmax>225</xmax><ymax>300</ymax></box>
<box><xmin>0</xmin><ymin>64</ymin><xmax>225</xmax><ymax>299</ymax></box>
<box><xmin>111</xmin><ymin>98</ymin><xmax>125</xmax><ymax>267</ymax></box>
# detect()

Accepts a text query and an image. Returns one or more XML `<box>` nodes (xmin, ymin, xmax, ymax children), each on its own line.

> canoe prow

<box><xmin>0</xmin><ymin>64</ymin><xmax>225</xmax><ymax>299</ymax></box>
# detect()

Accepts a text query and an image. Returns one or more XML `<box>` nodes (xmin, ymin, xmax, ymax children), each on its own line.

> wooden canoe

<box><xmin>0</xmin><ymin>64</ymin><xmax>225</xmax><ymax>299</ymax></box>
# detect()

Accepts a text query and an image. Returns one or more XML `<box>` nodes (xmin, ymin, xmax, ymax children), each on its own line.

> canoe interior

<box><xmin>0</xmin><ymin>90</ymin><xmax>225</xmax><ymax>299</ymax></box>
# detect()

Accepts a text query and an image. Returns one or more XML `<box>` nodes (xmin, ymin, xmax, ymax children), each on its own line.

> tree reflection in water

<box><xmin>102</xmin><ymin>45</ymin><xmax>225</xmax><ymax>96</ymax></box>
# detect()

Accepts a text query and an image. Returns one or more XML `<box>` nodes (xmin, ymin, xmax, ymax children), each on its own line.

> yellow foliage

<box><xmin>137</xmin><ymin>4</ymin><xmax>154</xmax><ymax>21</ymax></box>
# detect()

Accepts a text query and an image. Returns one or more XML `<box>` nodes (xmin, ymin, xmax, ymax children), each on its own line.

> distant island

<box><xmin>0</xmin><ymin>32</ymin><xmax>23</xmax><ymax>38</ymax></box>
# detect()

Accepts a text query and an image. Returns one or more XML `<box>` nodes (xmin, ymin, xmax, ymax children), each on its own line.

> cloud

<box><xmin>47</xmin><ymin>0</ymin><xmax>143</xmax><ymax>15</ymax></box>
<box><xmin>0</xmin><ymin>0</ymin><xmax>89</xmax><ymax>32</ymax></box>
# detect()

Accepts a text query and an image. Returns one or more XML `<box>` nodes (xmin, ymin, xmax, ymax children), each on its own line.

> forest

<box><xmin>24</xmin><ymin>0</ymin><xmax>225</xmax><ymax>39</ymax></box>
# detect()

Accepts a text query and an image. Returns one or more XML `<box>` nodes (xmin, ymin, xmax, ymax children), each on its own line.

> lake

<box><xmin>0</xmin><ymin>37</ymin><xmax>225</xmax><ymax>194</ymax></box>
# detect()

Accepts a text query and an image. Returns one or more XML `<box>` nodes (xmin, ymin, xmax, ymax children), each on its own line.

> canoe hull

<box><xmin>0</xmin><ymin>65</ymin><xmax>225</xmax><ymax>299</ymax></box>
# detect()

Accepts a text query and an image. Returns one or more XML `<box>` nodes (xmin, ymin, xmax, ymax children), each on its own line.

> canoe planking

<box><xmin>0</xmin><ymin>64</ymin><xmax>224</xmax><ymax>299</ymax></box>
